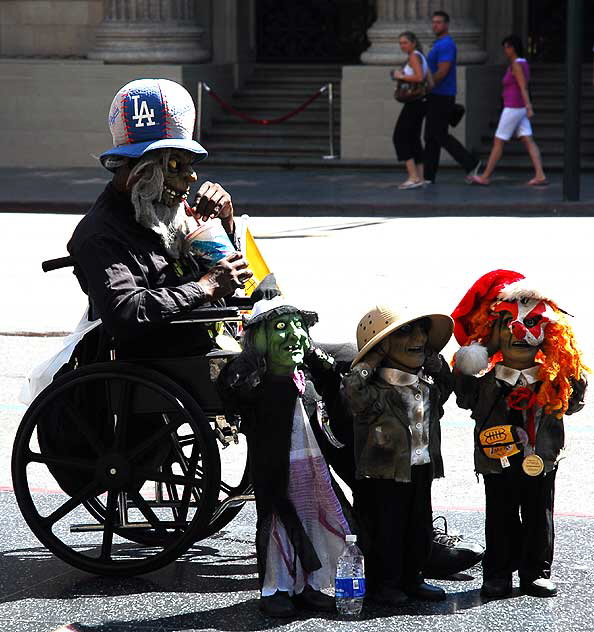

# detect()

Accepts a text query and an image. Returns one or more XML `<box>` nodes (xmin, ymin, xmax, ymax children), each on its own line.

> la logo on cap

<box><xmin>131</xmin><ymin>95</ymin><xmax>156</xmax><ymax>128</ymax></box>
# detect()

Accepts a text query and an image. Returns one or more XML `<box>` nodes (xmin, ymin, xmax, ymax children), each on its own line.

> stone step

<box><xmin>205</xmin><ymin>126</ymin><xmax>338</xmax><ymax>139</ymax></box>
<box><xmin>236</xmin><ymin>86</ymin><xmax>340</xmax><ymax>98</ymax></box>
<box><xmin>478</xmin><ymin>140</ymin><xmax>594</xmax><ymax>155</ymax></box>
<box><xmin>246</xmin><ymin>79</ymin><xmax>342</xmax><ymax>89</ymax></box>
<box><xmin>252</xmin><ymin>63</ymin><xmax>343</xmax><ymax>72</ymax></box>
<box><xmin>204</xmin><ymin>140</ymin><xmax>333</xmax><ymax>155</ymax></box>
<box><xmin>224</xmin><ymin>94</ymin><xmax>339</xmax><ymax>107</ymax></box>
<box><xmin>212</xmin><ymin>113</ymin><xmax>332</xmax><ymax>126</ymax></box>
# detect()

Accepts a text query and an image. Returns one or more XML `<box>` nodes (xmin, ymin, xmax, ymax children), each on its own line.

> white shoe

<box><xmin>398</xmin><ymin>179</ymin><xmax>423</xmax><ymax>190</ymax></box>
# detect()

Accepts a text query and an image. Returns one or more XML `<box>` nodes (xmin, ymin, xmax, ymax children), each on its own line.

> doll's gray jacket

<box><xmin>454</xmin><ymin>369</ymin><xmax>587</xmax><ymax>475</ymax></box>
<box><xmin>342</xmin><ymin>358</ymin><xmax>452</xmax><ymax>483</ymax></box>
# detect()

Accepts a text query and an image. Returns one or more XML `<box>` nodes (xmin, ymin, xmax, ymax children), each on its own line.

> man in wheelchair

<box><xmin>67</xmin><ymin>78</ymin><xmax>252</xmax><ymax>361</ymax></box>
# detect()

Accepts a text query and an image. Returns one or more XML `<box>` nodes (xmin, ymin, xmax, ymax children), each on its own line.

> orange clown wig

<box><xmin>451</xmin><ymin>269</ymin><xmax>588</xmax><ymax>417</ymax></box>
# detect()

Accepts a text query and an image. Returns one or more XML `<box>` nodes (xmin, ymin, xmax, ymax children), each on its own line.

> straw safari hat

<box><xmin>352</xmin><ymin>304</ymin><xmax>454</xmax><ymax>368</ymax></box>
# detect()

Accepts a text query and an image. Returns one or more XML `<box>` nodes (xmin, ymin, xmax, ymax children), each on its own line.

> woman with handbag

<box><xmin>391</xmin><ymin>32</ymin><xmax>433</xmax><ymax>190</ymax></box>
<box><xmin>470</xmin><ymin>35</ymin><xmax>547</xmax><ymax>186</ymax></box>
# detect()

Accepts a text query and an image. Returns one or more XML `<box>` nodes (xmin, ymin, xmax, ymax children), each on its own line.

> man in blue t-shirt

<box><xmin>424</xmin><ymin>11</ymin><xmax>480</xmax><ymax>183</ymax></box>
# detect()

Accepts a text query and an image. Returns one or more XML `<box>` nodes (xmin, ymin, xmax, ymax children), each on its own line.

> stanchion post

<box><xmin>323</xmin><ymin>82</ymin><xmax>337</xmax><ymax>160</ymax></box>
<box><xmin>196</xmin><ymin>80</ymin><xmax>203</xmax><ymax>142</ymax></box>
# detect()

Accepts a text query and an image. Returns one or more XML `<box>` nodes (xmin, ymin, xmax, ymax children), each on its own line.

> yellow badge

<box><xmin>479</xmin><ymin>425</ymin><xmax>521</xmax><ymax>459</ymax></box>
<box><xmin>522</xmin><ymin>454</ymin><xmax>544</xmax><ymax>477</ymax></box>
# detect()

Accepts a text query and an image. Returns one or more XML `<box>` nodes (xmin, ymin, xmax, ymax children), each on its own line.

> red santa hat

<box><xmin>451</xmin><ymin>269</ymin><xmax>525</xmax><ymax>347</ymax></box>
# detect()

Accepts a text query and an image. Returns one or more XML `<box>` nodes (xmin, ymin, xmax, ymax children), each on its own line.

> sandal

<box><xmin>527</xmin><ymin>177</ymin><xmax>549</xmax><ymax>186</ymax></box>
<box><xmin>470</xmin><ymin>175</ymin><xmax>490</xmax><ymax>186</ymax></box>
<box><xmin>398</xmin><ymin>179</ymin><xmax>423</xmax><ymax>190</ymax></box>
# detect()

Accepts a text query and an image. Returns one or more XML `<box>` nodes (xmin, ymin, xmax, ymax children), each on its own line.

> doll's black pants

<box><xmin>482</xmin><ymin>456</ymin><xmax>557</xmax><ymax>583</ymax></box>
<box><xmin>353</xmin><ymin>464</ymin><xmax>433</xmax><ymax>592</ymax></box>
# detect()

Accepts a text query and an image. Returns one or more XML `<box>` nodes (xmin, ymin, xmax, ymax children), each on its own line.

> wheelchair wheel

<box><xmin>12</xmin><ymin>362</ymin><xmax>220</xmax><ymax>577</ymax></box>
<box><xmin>85</xmin><ymin>422</ymin><xmax>253</xmax><ymax>544</ymax></box>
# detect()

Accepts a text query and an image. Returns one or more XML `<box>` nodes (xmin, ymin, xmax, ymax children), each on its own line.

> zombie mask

<box><xmin>491</xmin><ymin>297</ymin><xmax>557</xmax><ymax>346</ymax></box>
<box><xmin>253</xmin><ymin>313</ymin><xmax>310</xmax><ymax>376</ymax></box>
<box><xmin>160</xmin><ymin>149</ymin><xmax>197</xmax><ymax>207</ymax></box>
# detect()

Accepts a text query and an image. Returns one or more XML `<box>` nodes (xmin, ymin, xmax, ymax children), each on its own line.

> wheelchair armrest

<box><xmin>225</xmin><ymin>296</ymin><xmax>255</xmax><ymax>310</ymax></box>
<box><xmin>169</xmin><ymin>306</ymin><xmax>241</xmax><ymax>323</ymax></box>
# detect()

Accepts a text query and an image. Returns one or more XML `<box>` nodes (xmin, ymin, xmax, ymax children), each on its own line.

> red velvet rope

<box><xmin>204</xmin><ymin>84</ymin><xmax>327</xmax><ymax>125</ymax></box>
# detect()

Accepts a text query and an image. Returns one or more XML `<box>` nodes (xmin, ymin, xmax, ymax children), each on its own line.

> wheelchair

<box><xmin>11</xmin><ymin>256</ymin><xmax>255</xmax><ymax>577</ymax></box>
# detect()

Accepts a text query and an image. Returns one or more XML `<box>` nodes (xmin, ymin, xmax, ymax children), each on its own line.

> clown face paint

<box><xmin>161</xmin><ymin>150</ymin><xmax>198</xmax><ymax>207</ymax></box>
<box><xmin>384</xmin><ymin>318</ymin><xmax>429</xmax><ymax>373</ymax></box>
<box><xmin>492</xmin><ymin>297</ymin><xmax>557</xmax><ymax>346</ymax></box>
<box><xmin>256</xmin><ymin>314</ymin><xmax>310</xmax><ymax>376</ymax></box>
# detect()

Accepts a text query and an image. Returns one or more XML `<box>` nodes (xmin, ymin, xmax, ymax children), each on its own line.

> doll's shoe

<box><xmin>259</xmin><ymin>591</ymin><xmax>297</xmax><ymax>618</ymax></box>
<box><xmin>405</xmin><ymin>581</ymin><xmax>446</xmax><ymax>601</ymax></box>
<box><xmin>480</xmin><ymin>578</ymin><xmax>512</xmax><ymax>599</ymax></box>
<box><xmin>366</xmin><ymin>586</ymin><xmax>408</xmax><ymax>607</ymax></box>
<box><xmin>520</xmin><ymin>577</ymin><xmax>557</xmax><ymax>598</ymax></box>
<box><xmin>293</xmin><ymin>586</ymin><xmax>336</xmax><ymax>612</ymax></box>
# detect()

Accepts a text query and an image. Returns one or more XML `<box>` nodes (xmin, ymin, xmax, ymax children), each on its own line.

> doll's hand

<box><xmin>423</xmin><ymin>349</ymin><xmax>443</xmax><ymax>375</ymax></box>
<box><xmin>362</xmin><ymin>339</ymin><xmax>388</xmax><ymax>370</ymax></box>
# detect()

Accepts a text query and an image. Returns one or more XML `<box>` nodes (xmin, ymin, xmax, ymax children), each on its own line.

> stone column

<box><xmin>88</xmin><ymin>0</ymin><xmax>210</xmax><ymax>64</ymax></box>
<box><xmin>361</xmin><ymin>0</ymin><xmax>486</xmax><ymax>65</ymax></box>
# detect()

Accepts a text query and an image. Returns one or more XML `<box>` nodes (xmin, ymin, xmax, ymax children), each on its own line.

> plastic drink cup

<box><xmin>185</xmin><ymin>218</ymin><xmax>236</xmax><ymax>267</ymax></box>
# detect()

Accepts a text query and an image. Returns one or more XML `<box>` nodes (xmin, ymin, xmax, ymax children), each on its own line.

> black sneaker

<box><xmin>424</xmin><ymin>516</ymin><xmax>485</xmax><ymax>579</ymax></box>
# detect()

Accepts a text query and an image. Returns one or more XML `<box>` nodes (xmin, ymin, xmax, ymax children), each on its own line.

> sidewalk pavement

<box><xmin>0</xmin><ymin>166</ymin><xmax>592</xmax><ymax>217</ymax></box>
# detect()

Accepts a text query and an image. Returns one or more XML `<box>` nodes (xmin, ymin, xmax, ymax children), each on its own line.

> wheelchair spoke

<box><xmin>100</xmin><ymin>491</ymin><xmax>118</xmax><ymax>560</ymax></box>
<box><xmin>178</xmin><ymin>439</ymin><xmax>201</xmax><ymax>523</ymax></box>
<box><xmin>165</xmin><ymin>483</ymin><xmax>181</xmax><ymax>522</ymax></box>
<box><xmin>42</xmin><ymin>481</ymin><xmax>102</xmax><ymax>527</ymax></box>
<box><xmin>127</xmin><ymin>416</ymin><xmax>184</xmax><ymax>464</ymax></box>
<box><xmin>128</xmin><ymin>490</ymin><xmax>169</xmax><ymax>536</ymax></box>
<box><xmin>27</xmin><ymin>451</ymin><xmax>95</xmax><ymax>472</ymax></box>
<box><xmin>218</xmin><ymin>480</ymin><xmax>235</xmax><ymax>496</ymax></box>
<box><xmin>64</xmin><ymin>402</ymin><xmax>106</xmax><ymax>456</ymax></box>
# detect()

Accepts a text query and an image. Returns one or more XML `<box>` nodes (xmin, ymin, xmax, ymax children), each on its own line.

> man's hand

<box><xmin>190</xmin><ymin>181</ymin><xmax>235</xmax><ymax>233</ymax></box>
<box><xmin>197</xmin><ymin>252</ymin><xmax>253</xmax><ymax>300</ymax></box>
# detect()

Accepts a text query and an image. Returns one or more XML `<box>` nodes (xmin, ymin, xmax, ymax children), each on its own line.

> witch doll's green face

<box><xmin>254</xmin><ymin>313</ymin><xmax>310</xmax><ymax>375</ymax></box>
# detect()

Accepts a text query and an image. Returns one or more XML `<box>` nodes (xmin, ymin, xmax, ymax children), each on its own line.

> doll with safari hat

<box><xmin>342</xmin><ymin>303</ymin><xmax>454</xmax><ymax>606</ymax></box>
<box><xmin>451</xmin><ymin>269</ymin><xmax>588</xmax><ymax>599</ymax></box>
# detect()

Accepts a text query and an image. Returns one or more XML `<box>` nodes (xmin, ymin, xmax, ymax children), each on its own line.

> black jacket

<box><xmin>67</xmin><ymin>183</ymin><xmax>224</xmax><ymax>358</ymax></box>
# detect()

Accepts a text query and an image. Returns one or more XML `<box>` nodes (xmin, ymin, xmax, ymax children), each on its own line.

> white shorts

<box><xmin>494</xmin><ymin>107</ymin><xmax>533</xmax><ymax>141</ymax></box>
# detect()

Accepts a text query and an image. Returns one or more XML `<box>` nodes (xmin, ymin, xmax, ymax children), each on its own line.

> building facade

<box><xmin>0</xmin><ymin>0</ymin><xmax>590</xmax><ymax>167</ymax></box>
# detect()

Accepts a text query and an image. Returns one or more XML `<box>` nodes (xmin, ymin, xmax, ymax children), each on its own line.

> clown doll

<box><xmin>451</xmin><ymin>270</ymin><xmax>588</xmax><ymax>599</ymax></box>
<box><xmin>217</xmin><ymin>295</ymin><xmax>351</xmax><ymax>618</ymax></box>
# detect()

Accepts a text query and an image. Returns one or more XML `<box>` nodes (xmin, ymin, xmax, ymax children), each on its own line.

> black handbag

<box><xmin>449</xmin><ymin>103</ymin><xmax>466</xmax><ymax>127</ymax></box>
<box><xmin>395</xmin><ymin>79</ymin><xmax>428</xmax><ymax>103</ymax></box>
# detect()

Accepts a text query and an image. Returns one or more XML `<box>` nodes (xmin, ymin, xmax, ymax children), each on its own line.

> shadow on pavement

<box><xmin>0</xmin><ymin>544</ymin><xmax>259</xmax><ymax>604</ymax></box>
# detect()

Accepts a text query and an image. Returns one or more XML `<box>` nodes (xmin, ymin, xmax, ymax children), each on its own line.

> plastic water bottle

<box><xmin>335</xmin><ymin>534</ymin><xmax>365</xmax><ymax>616</ymax></box>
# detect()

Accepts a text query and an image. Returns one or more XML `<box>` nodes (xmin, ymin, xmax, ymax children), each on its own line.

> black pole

<box><xmin>563</xmin><ymin>0</ymin><xmax>583</xmax><ymax>201</ymax></box>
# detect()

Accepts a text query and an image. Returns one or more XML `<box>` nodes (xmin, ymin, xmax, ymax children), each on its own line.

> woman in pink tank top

<box><xmin>470</xmin><ymin>35</ymin><xmax>547</xmax><ymax>186</ymax></box>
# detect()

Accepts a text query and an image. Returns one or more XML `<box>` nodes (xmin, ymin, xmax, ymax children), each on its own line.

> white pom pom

<box><xmin>455</xmin><ymin>343</ymin><xmax>489</xmax><ymax>376</ymax></box>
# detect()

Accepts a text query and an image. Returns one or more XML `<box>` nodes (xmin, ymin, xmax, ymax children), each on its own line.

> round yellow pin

<box><xmin>522</xmin><ymin>454</ymin><xmax>544</xmax><ymax>477</ymax></box>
